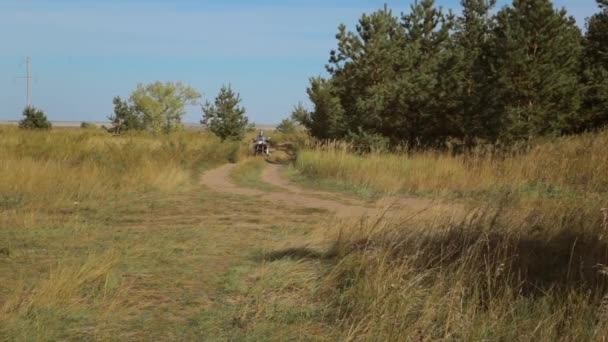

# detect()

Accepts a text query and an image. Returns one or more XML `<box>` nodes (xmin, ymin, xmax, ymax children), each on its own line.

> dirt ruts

<box><xmin>201</xmin><ymin>163</ymin><xmax>460</xmax><ymax>219</ymax></box>
<box><xmin>201</xmin><ymin>163</ymin><xmax>369</xmax><ymax>217</ymax></box>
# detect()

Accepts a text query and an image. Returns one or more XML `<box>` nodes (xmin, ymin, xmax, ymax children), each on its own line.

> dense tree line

<box><xmin>295</xmin><ymin>0</ymin><xmax>608</xmax><ymax>148</ymax></box>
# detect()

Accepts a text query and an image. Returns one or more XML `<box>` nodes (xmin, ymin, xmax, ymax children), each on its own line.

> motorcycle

<box><xmin>253</xmin><ymin>138</ymin><xmax>270</xmax><ymax>156</ymax></box>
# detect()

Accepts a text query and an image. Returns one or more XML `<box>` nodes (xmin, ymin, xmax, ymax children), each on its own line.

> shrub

<box><xmin>18</xmin><ymin>106</ymin><xmax>52</xmax><ymax>130</ymax></box>
<box><xmin>227</xmin><ymin>142</ymin><xmax>241</xmax><ymax>164</ymax></box>
<box><xmin>345</xmin><ymin>128</ymin><xmax>389</xmax><ymax>153</ymax></box>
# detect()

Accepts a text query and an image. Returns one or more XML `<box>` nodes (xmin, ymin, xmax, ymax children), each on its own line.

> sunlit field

<box><xmin>0</xmin><ymin>127</ymin><xmax>246</xmax><ymax>340</ymax></box>
<box><xmin>2</xmin><ymin>126</ymin><xmax>608</xmax><ymax>340</ymax></box>
<box><xmin>294</xmin><ymin>131</ymin><xmax>608</xmax><ymax>201</ymax></box>
<box><xmin>290</xmin><ymin>130</ymin><xmax>608</xmax><ymax>340</ymax></box>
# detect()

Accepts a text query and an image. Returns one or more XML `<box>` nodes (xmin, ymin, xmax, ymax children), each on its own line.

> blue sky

<box><xmin>0</xmin><ymin>0</ymin><xmax>600</xmax><ymax>124</ymax></box>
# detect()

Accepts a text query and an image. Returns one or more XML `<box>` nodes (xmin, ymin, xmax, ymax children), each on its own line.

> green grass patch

<box><xmin>285</xmin><ymin>166</ymin><xmax>380</xmax><ymax>201</ymax></box>
<box><xmin>230</xmin><ymin>158</ymin><xmax>279</xmax><ymax>191</ymax></box>
<box><xmin>0</xmin><ymin>193</ymin><xmax>26</xmax><ymax>210</ymax></box>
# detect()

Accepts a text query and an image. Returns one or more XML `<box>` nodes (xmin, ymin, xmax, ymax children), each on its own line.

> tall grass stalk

<box><xmin>295</xmin><ymin>130</ymin><xmax>608</xmax><ymax>200</ymax></box>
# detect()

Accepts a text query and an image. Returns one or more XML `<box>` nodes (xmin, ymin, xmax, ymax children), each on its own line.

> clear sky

<box><xmin>0</xmin><ymin>0</ymin><xmax>601</xmax><ymax>124</ymax></box>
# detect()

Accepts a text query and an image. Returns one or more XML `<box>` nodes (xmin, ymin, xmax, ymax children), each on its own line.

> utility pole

<box><xmin>25</xmin><ymin>57</ymin><xmax>31</xmax><ymax>108</ymax></box>
<box><xmin>17</xmin><ymin>57</ymin><xmax>32</xmax><ymax>108</ymax></box>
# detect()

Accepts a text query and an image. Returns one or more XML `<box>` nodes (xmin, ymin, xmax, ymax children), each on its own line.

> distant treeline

<box><xmin>294</xmin><ymin>0</ymin><xmax>608</xmax><ymax>148</ymax></box>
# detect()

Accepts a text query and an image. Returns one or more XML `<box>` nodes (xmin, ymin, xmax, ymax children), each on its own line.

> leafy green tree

<box><xmin>18</xmin><ymin>106</ymin><xmax>52</xmax><ymax>129</ymax></box>
<box><xmin>489</xmin><ymin>0</ymin><xmax>583</xmax><ymax>141</ymax></box>
<box><xmin>201</xmin><ymin>85</ymin><xmax>250</xmax><ymax>141</ymax></box>
<box><xmin>130</xmin><ymin>81</ymin><xmax>201</xmax><ymax>134</ymax></box>
<box><xmin>108</xmin><ymin>96</ymin><xmax>144</xmax><ymax>134</ymax></box>
<box><xmin>579</xmin><ymin>0</ymin><xmax>608</xmax><ymax>131</ymax></box>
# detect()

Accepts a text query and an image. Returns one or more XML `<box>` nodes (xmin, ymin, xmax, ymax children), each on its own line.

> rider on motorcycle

<box><xmin>256</xmin><ymin>130</ymin><xmax>268</xmax><ymax>143</ymax></box>
<box><xmin>253</xmin><ymin>130</ymin><xmax>270</xmax><ymax>155</ymax></box>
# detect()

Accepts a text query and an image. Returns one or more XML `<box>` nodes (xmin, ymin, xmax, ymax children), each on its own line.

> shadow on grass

<box><xmin>262</xmin><ymin>247</ymin><xmax>332</xmax><ymax>262</ymax></box>
<box><xmin>327</xmin><ymin>205</ymin><xmax>608</xmax><ymax>297</ymax></box>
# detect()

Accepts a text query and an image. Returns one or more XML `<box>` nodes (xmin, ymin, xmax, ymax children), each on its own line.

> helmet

<box><xmin>259</xmin><ymin>130</ymin><xmax>265</xmax><ymax>136</ymax></box>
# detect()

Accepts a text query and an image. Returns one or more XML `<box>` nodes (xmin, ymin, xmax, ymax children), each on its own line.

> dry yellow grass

<box><xmin>0</xmin><ymin>126</ymin><xmax>332</xmax><ymax>340</ymax></box>
<box><xmin>294</xmin><ymin>130</ymin><xmax>608</xmax><ymax>200</ymax></box>
<box><xmin>0</xmin><ymin>127</ymin><xmax>234</xmax><ymax>200</ymax></box>
<box><xmin>4</xmin><ymin>126</ymin><xmax>608</xmax><ymax>340</ymax></box>
<box><xmin>285</xmin><ymin>130</ymin><xmax>608</xmax><ymax>340</ymax></box>
<box><xmin>0</xmin><ymin>127</ymin><xmax>234</xmax><ymax>340</ymax></box>
<box><xmin>307</xmin><ymin>203</ymin><xmax>608</xmax><ymax>341</ymax></box>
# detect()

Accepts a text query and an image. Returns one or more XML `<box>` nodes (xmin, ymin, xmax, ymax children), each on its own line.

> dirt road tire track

<box><xmin>201</xmin><ymin>163</ymin><xmax>372</xmax><ymax>218</ymax></box>
<box><xmin>201</xmin><ymin>163</ymin><xmax>461</xmax><ymax>219</ymax></box>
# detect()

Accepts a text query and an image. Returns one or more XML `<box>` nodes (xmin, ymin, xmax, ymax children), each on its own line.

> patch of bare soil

<box><xmin>201</xmin><ymin>163</ymin><xmax>462</xmax><ymax>219</ymax></box>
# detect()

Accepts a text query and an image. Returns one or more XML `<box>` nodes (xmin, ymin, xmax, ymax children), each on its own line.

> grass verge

<box><xmin>293</xmin><ymin>130</ymin><xmax>608</xmax><ymax>203</ymax></box>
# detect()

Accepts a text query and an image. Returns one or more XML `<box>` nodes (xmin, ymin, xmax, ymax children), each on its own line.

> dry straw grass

<box><xmin>292</xmin><ymin>130</ymin><xmax>608</xmax><ymax>340</ymax></box>
<box><xmin>0</xmin><ymin>126</ymin><xmax>236</xmax><ymax>340</ymax></box>
<box><xmin>310</xmin><ymin>204</ymin><xmax>608</xmax><ymax>340</ymax></box>
<box><xmin>295</xmin><ymin>130</ymin><xmax>608</xmax><ymax>199</ymax></box>
<box><xmin>0</xmin><ymin>127</ymin><xmax>233</xmax><ymax>207</ymax></box>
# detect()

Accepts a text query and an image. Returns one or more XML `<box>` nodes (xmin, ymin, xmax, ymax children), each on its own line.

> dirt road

<box><xmin>201</xmin><ymin>163</ymin><xmax>370</xmax><ymax>217</ymax></box>
<box><xmin>201</xmin><ymin>163</ymin><xmax>460</xmax><ymax>219</ymax></box>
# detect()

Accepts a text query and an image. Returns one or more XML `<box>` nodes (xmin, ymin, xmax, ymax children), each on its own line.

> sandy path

<box><xmin>201</xmin><ymin>163</ymin><xmax>462</xmax><ymax>219</ymax></box>
<box><xmin>260</xmin><ymin>164</ymin><xmax>367</xmax><ymax>206</ymax></box>
<box><xmin>201</xmin><ymin>164</ymin><xmax>369</xmax><ymax>218</ymax></box>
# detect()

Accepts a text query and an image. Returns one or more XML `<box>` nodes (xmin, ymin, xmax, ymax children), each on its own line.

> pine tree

<box><xmin>305</xmin><ymin>77</ymin><xmax>345</xmax><ymax>140</ymax></box>
<box><xmin>327</xmin><ymin>6</ymin><xmax>403</xmax><ymax>140</ymax></box>
<box><xmin>450</xmin><ymin>0</ymin><xmax>498</xmax><ymax>144</ymax></box>
<box><xmin>18</xmin><ymin>106</ymin><xmax>52</xmax><ymax>129</ymax></box>
<box><xmin>275</xmin><ymin>118</ymin><xmax>297</xmax><ymax>134</ymax></box>
<box><xmin>290</xmin><ymin>102</ymin><xmax>311</xmax><ymax>129</ymax></box>
<box><xmin>390</xmin><ymin>0</ymin><xmax>455</xmax><ymax>146</ymax></box>
<box><xmin>108</xmin><ymin>96</ymin><xmax>144</xmax><ymax>134</ymax></box>
<box><xmin>579</xmin><ymin>0</ymin><xmax>608</xmax><ymax>131</ymax></box>
<box><xmin>490</xmin><ymin>0</ymin><xmax>583</xmax><ymax>141</ymax></box>
<box><xmin>201</xmin><ymin>85</ymin><xmax>250</xmax><ymax>141</ymax></box>
<box><xmin>586</xmin><ymin>0</ymin><xmax>608</xmax><ymax>67</ymax></box>
<box><xmin>317</xmin><ymin>0</ymin><xmax>455</xmax><ymax>146</ymax></box>
<box><xmin>304</xmin><ymin>0</ymin><xmax>588</xmax><ymax>147</ymax></box>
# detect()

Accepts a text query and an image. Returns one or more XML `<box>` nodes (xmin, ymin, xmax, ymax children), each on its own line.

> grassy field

<box><xmin>2</xmin><ymin>126</ymin><xmax>608</xmax><ymax>340</ymax></box>
<box><xmin>290</xmin><ymin>130</ymin><xmax>608</xmax><ymax>340</ymax></box>
<box><xmin>0</xmin><ymin>127</ymin><xmax>330</xmax><ymax>340</ymax></box>
<box><xmin>293</xmin><ymin>131</ymin><xmax>608</xmax><ymax>202</ymax></box>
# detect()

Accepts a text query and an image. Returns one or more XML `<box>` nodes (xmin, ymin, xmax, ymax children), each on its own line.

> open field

<box><xmin>288</xmin><ymin>131</ymin><xmax>608</xmax><ymax>340</ymax></box>
<box><xmin>2</xmin><ymin>0</ymin><xmax>607</xmax><ymax>340</ymax></box>
<box><xmin>1</xmin><ymin>126</ymin><xmax>608</xmax><ymax>340</ymax></box>
<box><xmin>292</xmin><ymin>131</ymin><xmax>608</xmax><ymax>202</ymax></box>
